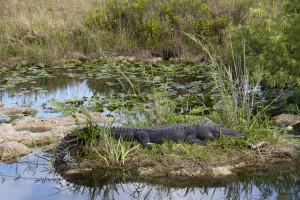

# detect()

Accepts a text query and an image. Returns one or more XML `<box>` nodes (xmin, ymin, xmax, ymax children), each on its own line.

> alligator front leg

<box><xmin>186</xmin><ymin>135</ymin><xmax>207</xmax><ymax>146</ymax></box>
<box><xmin>135</xmin><ymin>131</ymin><xmax>153</xmax><ymax>149</ymax></box>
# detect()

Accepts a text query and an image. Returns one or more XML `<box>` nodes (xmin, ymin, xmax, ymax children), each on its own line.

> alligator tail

<box><xmin>54</xmin><ymin>132</ymin><xmax>79</xmax><ymax>166</ymax></box>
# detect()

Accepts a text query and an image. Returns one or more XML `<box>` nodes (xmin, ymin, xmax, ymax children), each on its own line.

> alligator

<box><xmin>54</xmin><ymin>123</ymin><xmax>245</xmax><ymax>165</ymax></box>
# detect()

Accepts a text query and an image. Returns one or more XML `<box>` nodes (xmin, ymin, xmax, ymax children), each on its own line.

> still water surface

<box><xmin>1</xmin><ymin>152</ymin><xmax>299</xmax><ymax>200</ymax></box>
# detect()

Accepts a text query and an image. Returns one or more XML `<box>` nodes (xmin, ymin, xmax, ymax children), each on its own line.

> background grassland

<box><xmin>0</xmin><ymin>0</ymin><xmax>101</xmax><ymax>65</ymax></box>
<box><xmin>0</xmin><ymin>0</ymin><xmax>299</xmax><ymax>86</ymax></box>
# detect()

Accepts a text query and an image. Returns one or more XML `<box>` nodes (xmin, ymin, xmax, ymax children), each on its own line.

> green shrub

<box><xmin>83</xmin><ymin>0</ymin><xmax>253</xmax><ymax>49</ymax></box>
<box><xmin>226</xmin><ymin>1</ymin><xmax>300</xmax><ymax>87</ymax></box>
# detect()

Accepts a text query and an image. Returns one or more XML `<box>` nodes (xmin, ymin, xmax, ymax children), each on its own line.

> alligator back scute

<box><xmin>112</xmin><ymin>127</ymin><xmax>136</xmax><ymax>140</ymax></box>
<box><xmin>54</xmin><ymin>132</ymin><xmax>79</xmax><ymax>165</ymax></box>
<box><xmin>147</xmin><ymin>125</ymin><xmax>187</xmax><ymax>144</ymax></box>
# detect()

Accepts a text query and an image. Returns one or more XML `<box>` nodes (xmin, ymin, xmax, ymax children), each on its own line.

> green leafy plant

<box><xmin>83</xmin><ymin>0</ymin><xmax>250</xmax><ymax>52</ymax></box>
<box><xmin>226</xmin><ymin>1</ymin><xmax>300</xmax><ymax>87</ymax></box>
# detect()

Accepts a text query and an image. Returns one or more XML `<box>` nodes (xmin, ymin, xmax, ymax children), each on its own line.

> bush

<box><xmin>83</xmin><ymin>0</ymin><xmax>254</xmax><ymax>50</ymax></box>
<box><xmin>226</xmin><ymin>1</ymin><xmax>300</xmax><ymax>87</ymax></box>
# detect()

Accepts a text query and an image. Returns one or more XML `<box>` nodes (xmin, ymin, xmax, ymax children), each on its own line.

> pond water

<box><xmin>0</xmin><ymin>152</ymin><xmax>299</xmax><ymax>200</ymax></box>
<box><xmin>1</xmin><ymin>61</ymin><xmax>299</xmax><ymax>118</ymax></box>
<box><xmin>0</xmin><ymin>61</ymin><xmax>299</xmax><ymax>199</ymax></box>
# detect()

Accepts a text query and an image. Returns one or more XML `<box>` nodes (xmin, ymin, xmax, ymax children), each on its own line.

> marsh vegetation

<box><xmin>0</xmin><ymin>0</ymin><xmax>299</xmax><ymax>86</ymax></box>
<box><xmin>0</xmin><ymin>0</ymin><xmax>299</xmax><ymax>199</ymax></box>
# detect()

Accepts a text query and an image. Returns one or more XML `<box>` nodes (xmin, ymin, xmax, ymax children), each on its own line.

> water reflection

<box><xmin>2</xmin><ymin>151</ymin><xmax>298</xmax><ymax>200</ymax></box>
<box><xmin>1</xmin><ymin>64</ymin><xmax>298</xmax><ymax>119</ymax></box>
<box><xmin>1</xmin><ymin>152</ymin><xmax>300</xmax><ymax>200</ymax></box>
<box><xmin>0</xmin><ymin>151</ymin><xmax>62</xmax><ymax>200</ymax></box>
<box><xmin>0</xmin><ymin>76</ymin><xmax>115</xmax><ymax>118</ymax></box>
<box><xmin>59</xmin><ymin>168</ymin><xmax>300</xmax><ymax>200</ymax></box>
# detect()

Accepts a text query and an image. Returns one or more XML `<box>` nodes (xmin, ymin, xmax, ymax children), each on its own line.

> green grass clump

<box><xmin>75</xmin><ymin>120</ymin><xmax>252</xmax><ymax>170</ymax></box>
<box><xmin>75</xmin><ymin>120</ymin><xmax>141</xmax><ymax>168</ymax></box>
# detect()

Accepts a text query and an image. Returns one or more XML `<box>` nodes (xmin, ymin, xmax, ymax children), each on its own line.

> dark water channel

<box><xmin>0</xmin><ymin>62</ymin><xmax>299</xmax><ymax>199</ymax></box>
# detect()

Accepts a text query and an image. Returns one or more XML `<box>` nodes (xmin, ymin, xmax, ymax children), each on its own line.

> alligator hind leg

<box><xmin>186</xmin><ymin>135</ymin><xmax>207</xmax><ymax>146</ymax></box>
<box><xmin>135</xmin><ymin>131</ymin><xmax>153</xmax><ymax>149</ymax></box>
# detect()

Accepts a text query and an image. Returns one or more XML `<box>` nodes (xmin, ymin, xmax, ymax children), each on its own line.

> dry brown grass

<box><xmin>0</xmin><ymin>0</ymin><xmax>224</xmax><ymax>66</ymax></box>
<box><xmin>0</xmin><ymin>0</ymin><xmax>102</xmax><ymax>66</ymax></box>
<box><xmin>0</xmin><ymin>0</ymin><xmax>284</xmax><ymax>66</ymax></box>
<box><xmin>1</xmin><ymin>0</ymin><xmax>96</xmax><ymax>26</ymax></box>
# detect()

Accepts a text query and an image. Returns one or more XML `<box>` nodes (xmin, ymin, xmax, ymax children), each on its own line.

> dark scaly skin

<box><xmin>54</xmin><ymin>124</ymin><xmax>245</xmax><ymax>165</ymax></box>
<box><xmin>54</xmin><ymin>132</ymin><xmax>79</xmax><ymax>166</ymax></box>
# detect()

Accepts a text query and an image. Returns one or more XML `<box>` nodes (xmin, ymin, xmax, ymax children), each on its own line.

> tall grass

<box><xmin>0</xmin><ymin>0</ymin><xmax>102</xmax><ymax>65</ymax></box>
<box><xmin>184</xmin><ymin>33</ymin><xmax>268</xmax><ymax>132</ymax></box>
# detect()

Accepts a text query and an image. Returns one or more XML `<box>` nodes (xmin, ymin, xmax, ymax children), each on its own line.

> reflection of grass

<box><xmin>59</xmin><ymin>166</ymin><xmax>300</xmax><ymax>200</ymax></box>
<box><xmin>3</xmin><ymin>154</ymin><xmax>300</xmax><ymax>200</ymax></box>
